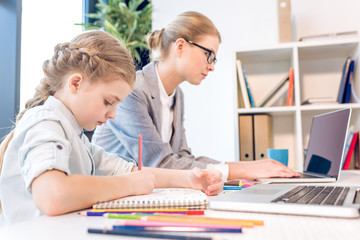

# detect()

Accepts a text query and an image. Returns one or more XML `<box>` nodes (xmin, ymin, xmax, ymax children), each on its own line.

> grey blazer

<box><xmin>92</xmin><ymin>62</ymin><xmax>220</xmax><ymax>169</ymax></box>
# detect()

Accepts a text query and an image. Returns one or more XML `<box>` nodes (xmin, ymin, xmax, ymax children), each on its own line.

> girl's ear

<box><xmin>67</xmin><ymin>73</ymin><xmax>84</xmax><ymax>94</ymax></box>
<box><xmin>174</xmin><ymin>38</ymin><xmax>186</xmax><ymax>57</ymax></box>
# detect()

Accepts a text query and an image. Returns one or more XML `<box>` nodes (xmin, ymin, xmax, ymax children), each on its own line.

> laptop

<box><xmin>209</xmin><ymin>183</ymin><xmax>360</xmax><ymax>218</ymax></box>
<box><xmin>257</xmin><ymin>108</ymin><xmax>352</xmax><ymax>183</ymax></box>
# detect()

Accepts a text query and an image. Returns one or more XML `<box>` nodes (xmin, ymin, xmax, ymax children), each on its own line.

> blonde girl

<box><xmin>0</xmin><ymin>30</ymin><xmax>223</xmax><ymax>225</ymax></box>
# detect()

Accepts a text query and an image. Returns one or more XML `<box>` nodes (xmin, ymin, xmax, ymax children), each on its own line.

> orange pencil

<box><xmin>141</xmin><ymin>215</ymin><xmax>264</xmax><ymax>228</ymax></box>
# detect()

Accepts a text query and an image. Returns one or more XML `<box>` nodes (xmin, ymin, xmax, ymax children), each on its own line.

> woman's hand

<box><xmin>188</xmin><ymin>167</ymin><xmax>224</xmax><ymax>196</ymax></box>
<box><xmin>228</xmin><ymin>159</ymin><xmax>301</xmax><ymax>180</ymax></box>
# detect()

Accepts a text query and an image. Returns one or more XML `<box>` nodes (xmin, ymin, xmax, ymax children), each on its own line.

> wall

<box><xmin>152</xmin><ymin>0</ymin><xmax>360</xmax><ymax>162</ymax></box>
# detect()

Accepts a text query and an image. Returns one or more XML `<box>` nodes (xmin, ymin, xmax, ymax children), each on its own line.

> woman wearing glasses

<box><xmin>92</xmin><ymin>11</ymin><xmax>299</xmax><ymax>181</ymax></box>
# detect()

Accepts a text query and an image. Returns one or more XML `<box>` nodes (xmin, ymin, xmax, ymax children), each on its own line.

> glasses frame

<box><xmin>184</xmin><ymin>39</ymin><xmax>217</xmax><ymax>64</ymax></box>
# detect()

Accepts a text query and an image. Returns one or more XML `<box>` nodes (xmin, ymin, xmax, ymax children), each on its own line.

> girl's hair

<box><xmin>0</xmin><ymin>30</ymin><xmax>135</xmax><ymax>178</ymax></box>
<box><xmin>147</xmin><ymin>11</ymin><xmax>221</xmax><ymax>61</ymax></box>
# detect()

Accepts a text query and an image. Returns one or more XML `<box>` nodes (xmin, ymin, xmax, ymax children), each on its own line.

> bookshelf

<box><xmin>234</xmin><ymin>38</ymin><xmax>360</xmax><ymax>171</ymax></box>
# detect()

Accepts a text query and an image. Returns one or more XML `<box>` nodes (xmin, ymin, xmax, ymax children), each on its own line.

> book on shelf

<box><xmin>92</xmin><ymin>188</ymin><xmax>208</xmax><ymax>209</ymax></box>
<box><xmin>242</xmin><ymin>65</ymin><xmax>256</xmax><ymax>108</ymax></box>
<box><xmin>286</xmin><ymin>67</ymin><xmax>294</xmax><ymax>106</ymax></box>
<box><xmin>236</xmin><ymin>59</ymin><xmax>251</xmax><ymax>108</ymax></box>
<box><xmin>298</xmin><ymin>31</ymin><xmax>358</xmax><ymax>42</ymax></box>
<box><xmin>302</xmin><ymin>97</ymin><xmax>338</xmax><ymax>105</ymax></box>
<box><xmin>258</xmin><ymin>74</ymin><xmax>289</xmax><ymax>107</ymax></box>
<box><xmin>343</xmin><ymin>132</ymin><xmax>359</xmax><ymax>170</ymax></box>
<box><xmin>343</xmin><ymin>60</ymin><xmax>355</xmax><ymax>103</ymax></box>
<box><xmin>337</xmin><ymin>57</ymin><xmax>352</xmax><ymax>103</ymax></box>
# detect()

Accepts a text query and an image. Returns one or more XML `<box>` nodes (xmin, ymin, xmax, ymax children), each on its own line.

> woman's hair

<box><xmin>147</xmin><ymin>11</ymin><xmax>221</xmax><ymax>61</ymax></box>
<box><xmin>0</xmin><ymin>30</ymin><xmax>135</xmax><ymax>177</ymax></box>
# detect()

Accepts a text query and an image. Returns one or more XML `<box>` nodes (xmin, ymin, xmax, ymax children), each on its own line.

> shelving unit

<box><xmin>234</xmin><ymin>38</ymin><xmax>360</xmax><ymax>171</ymax></box>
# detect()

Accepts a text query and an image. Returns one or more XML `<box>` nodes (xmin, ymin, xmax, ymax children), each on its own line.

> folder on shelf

<box><xmin>343</xmin><ymin>132</ymin><xmax>358</xmax><ymax>170</ymax></box>
<box><xmin>253</xmin><ymin>114</ymin><xmax>273</xmax><ymax>160</ymax></box>
<box><xmin>238</xmin><ymin>115</ymin><xmax>254</xmax><ymax>161</ymax></box>
<box><xmin>343</xmin><ymin>60</ymin><xmax>355</xmax><ymax>103</ymax></box>
<box><xmin>236</xmin><ymin>60</ymin><xmax>251</xmax><ymax>108</ymax></box>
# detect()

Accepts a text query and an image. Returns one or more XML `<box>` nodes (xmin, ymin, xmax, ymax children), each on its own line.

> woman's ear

<box><xmin>174</xmin><ymin>38</ymin><xmax>186</xmax><ymax>57</ymax></box>
<box><xmin>67</xmin><ymin>73</ymin><xmax>84</xmax><ymax>94</ymax></box>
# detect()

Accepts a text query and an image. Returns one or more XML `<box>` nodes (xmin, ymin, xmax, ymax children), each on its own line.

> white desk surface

<box><xmin>1</xmin><ymin>170</ymin><xmax>359</xmax><ymax>240</ymax></box>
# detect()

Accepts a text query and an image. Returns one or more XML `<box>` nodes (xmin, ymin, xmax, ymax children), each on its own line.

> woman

<box><xmin>92</xmin><ymin>11</ymin><xmax>299</xmax><ymax>181</ymax></box>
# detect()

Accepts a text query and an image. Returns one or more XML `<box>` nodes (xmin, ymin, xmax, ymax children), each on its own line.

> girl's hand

<box><xmin>188</xmin><ymin>167</ymin><xmax>224</xmax><ymax>196</ymax></box>
<box><xmin>128</xmin><ymin>171</ymin><xmax>156</xmax><ymax>196</ymax></box>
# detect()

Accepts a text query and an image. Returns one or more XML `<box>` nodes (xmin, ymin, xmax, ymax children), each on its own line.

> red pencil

<box><xmin>138</xmin><ymin>134</ymin><xmax>142</xmax><ymax>170</ymax></box>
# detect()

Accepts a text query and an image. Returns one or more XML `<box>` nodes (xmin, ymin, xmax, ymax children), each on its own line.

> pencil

<box><xmin>113</xmin><ymin>219</ymin><xmax>243</xmax><ymax>229</ymax></box>
<box><xmin>141</xmin><ymin>215</ymin><xmax>264</xmax><ymax>227</ymax></box>
<box><xmin>111</xmin><ymin>225</ymin><xmax>242</xmax><ymax>233</ymax></box>
<box><xmin>138</xmin><ymin>134</ymin><xmax>142</xmax><ymax>170</ymax></box>
<box><xmin>88</xmin><ymin>228</ymin><xmax>216</xmax><ymax>239</ymax></box>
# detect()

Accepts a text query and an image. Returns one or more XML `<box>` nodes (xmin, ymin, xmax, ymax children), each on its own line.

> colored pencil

<box><xmin>141</xmin><ymin>215</ymin><xmax>263</xmax><ymax>227</ymax></box>
<box><xmin>223</xmin><ymin>186</ymin><xmax>246</xmax><ymax>190</ymax></box>
<box><xmin>111</xmin><ymin>225</ymin><xmax>242</xmax><ymax>233</ymax></box>
<box><xmin>88</xmin><ymin>228</ymin><xmax>215</xmax><ymax>239</ymax></box>
<box><xmin>113</xmin><ymin>219</ymin><xmax>243</xmax><ymax>229</ymax></box>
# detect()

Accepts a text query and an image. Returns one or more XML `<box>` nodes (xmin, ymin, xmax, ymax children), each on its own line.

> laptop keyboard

<box><xmin>271</xmin><ymin>186</ymin><xmax>352</xmax><ymax>205</ymax></box>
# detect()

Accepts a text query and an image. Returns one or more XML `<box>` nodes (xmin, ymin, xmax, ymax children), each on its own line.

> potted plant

<box><xmin>80</xmin><ymin>0</ymin><xmax>152</xmax><ymax>69</ymax></box>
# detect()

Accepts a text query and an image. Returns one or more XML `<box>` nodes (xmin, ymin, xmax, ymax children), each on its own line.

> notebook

<box><xmin>257</xmin><ymin>108</ymin><xmax>351</xmax><ymax>183</ymax></box>
<box><xmin>209</xmin><ymin>183</ymin><xmax>360</xmax><ymax>218</ymax></box>
<box><xmin>92</xmin><ymin>188</ymin><xmax>208</xmax><ymax>209</ymax></box>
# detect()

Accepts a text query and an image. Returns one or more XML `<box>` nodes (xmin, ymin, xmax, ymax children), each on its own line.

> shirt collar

<box><xmin>155</xmin><ymin>64</ymin><xmax>176</xmax><ymax>106</ymax></box>
<box><xmin>45</xmin><ymin>96</ymin><xmax>83</xmax><ymax>136</ymax></box>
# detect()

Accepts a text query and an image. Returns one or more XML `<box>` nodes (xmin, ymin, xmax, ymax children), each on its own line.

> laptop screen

<box><xmin>303</xmin><ymin>108</ymin><xmax>351</xmax><ymax>177</ymax></box>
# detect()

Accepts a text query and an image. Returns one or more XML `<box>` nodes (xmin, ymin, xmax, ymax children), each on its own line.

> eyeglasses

<box><xmin>184</xmin><ymin>39</ymin><xmax>217</xmax><ymax>65</ymax></box>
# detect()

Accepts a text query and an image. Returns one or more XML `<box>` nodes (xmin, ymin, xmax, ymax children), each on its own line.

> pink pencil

<box><xmin>138</xmin><ymin>134</ymin><xmax>142</xmax><ymax>170</ymax></box>
<box><xmin>116</xmin><ymin>219</ymin><xmax>242</xmax><ymax>230</ymax></box>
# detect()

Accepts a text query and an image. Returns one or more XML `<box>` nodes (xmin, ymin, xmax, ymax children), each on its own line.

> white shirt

<box><xmin>0</xmin><ymin>96</ymin><xmax>134</xmax><ymax>226</ymax></box>
<box><xmin>155</xmin><ymin>66</ymin><xmax>229</xmax><ymax>181</ymax></box>
<box><xmin>156</xmin><ymin>64</ymin><xmax>176</xmax><ymax>143</ymax></box>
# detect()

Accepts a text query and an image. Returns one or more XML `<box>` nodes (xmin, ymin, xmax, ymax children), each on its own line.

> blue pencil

<box><xmin>223</xmin><ymin>186</ymin><xmax>246</xmax><ymax>190</ymax></box>
<box><xmin>112</xmin><ymin>225</ymin><xmax>242</xmax><ymax>233</ymax></box>
<box><xmin>88</xmin><ymin>228</ymin><xmax>214</xmax><ymax>239</ymax></box>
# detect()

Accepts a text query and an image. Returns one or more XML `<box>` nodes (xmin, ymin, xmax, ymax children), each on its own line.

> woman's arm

<box><xmin>31</xmin><ymin>169</ymin><xmax>156</xmax><ymax>216</ymax></box>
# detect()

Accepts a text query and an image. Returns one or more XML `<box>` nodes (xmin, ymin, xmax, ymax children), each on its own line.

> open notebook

<box><xmin>92</xmin><ymin>188</ymin><xmax>208</xmax><ymax>209</ymax></box>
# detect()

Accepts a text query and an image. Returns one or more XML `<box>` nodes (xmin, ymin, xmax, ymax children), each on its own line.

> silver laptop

<box><xmin>257</xmin><ymin>108</ymin><xmax>351</xmax><ymax>183</ymax></box>
<box><xmin>209</xmin><ymin>183</ymin><xmax>360</xmax><ymax>218</ymax></box>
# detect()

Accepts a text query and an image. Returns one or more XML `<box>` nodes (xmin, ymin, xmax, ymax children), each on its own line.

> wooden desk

<box><xmin>0</xmin><ymin>171</ymin><xmax>359</xmax><ymax>240</ymax></box>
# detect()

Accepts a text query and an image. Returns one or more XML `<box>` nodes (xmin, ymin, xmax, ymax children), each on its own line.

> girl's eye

<box><xmin>104</xmin><ymin>100</ymin><xmax>112</xmax><ymax>106</ymax></box>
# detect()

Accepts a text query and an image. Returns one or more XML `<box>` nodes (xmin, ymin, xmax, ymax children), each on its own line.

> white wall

<box><xmin>20</xmin><ymin>0</ymin><xmax>83</xmax><ymax>109</ymax></box>
<box><xmin>152</xmin><ymin>0</ymin><xmax>360</xmax><ymax>162</ymax></box>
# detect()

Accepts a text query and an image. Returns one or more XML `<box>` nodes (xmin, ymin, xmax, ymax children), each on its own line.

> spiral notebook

<box><xmin>92</xmin><ymin>188</ymin><xmax>208</xmax><ymax>209</ymax></box>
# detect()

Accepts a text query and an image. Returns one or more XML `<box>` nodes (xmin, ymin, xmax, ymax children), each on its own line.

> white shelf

<box><xmin>234</xmin><ymin>38</ymin><xmax>360</xmax><ymax>171</ymax></box>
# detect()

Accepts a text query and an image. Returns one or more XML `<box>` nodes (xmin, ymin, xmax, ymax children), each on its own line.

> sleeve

<box><xmin>106</xmin><ymin>88</ymin><xmax>220</xmax><ymax>170</ymax></box>
<box><xmin>90</xmin><ymin>141</ymin><xmax>135</xmax><ymax>176</ymax></box>
<box><xmin>19</xmin><ymin>120</ymin><xmax>72</xmax><ymax>192</ymax></box>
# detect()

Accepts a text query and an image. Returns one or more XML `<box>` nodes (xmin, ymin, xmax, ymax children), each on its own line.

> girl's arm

<box><xmin>139</xmin><ymin>167</ymin><xmax>223</xmax><ymax>196</ymax></box>
<box><xmin>31</xmin><ymin>168</ymin><xmax>155</xmax><ymax>216</ymax></box>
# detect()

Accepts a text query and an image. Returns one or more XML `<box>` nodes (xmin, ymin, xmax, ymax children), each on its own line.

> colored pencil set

<box><xmin>86</xmin><ymin>212</ymin><xmax>264</xmax><ymax>238</ymax></box>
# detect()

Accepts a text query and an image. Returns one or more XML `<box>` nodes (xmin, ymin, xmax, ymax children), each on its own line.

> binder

<box><xmin>253</xmin><ymin>114</ymin><xmax>273</xmax><ymax>160</ymax></box>
<box><xmin>277</xmin><ymin>0</ymin><xmax>292</xmax><ymax>42</ymax></box>
<box><xmin>238</xmin><ymin>115</ymin><xmax>254</xmax><ymax>161</ymax></box>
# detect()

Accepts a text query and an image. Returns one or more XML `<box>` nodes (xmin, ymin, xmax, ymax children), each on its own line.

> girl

<box><xmin>92</xmin><ymin>12</ymin><xmax>300</xmax><ymax>181</ymax></box>
<box><xmin>0</xmin><ymin>30</ymin><xmax>223</xmax><ymax>225</ymax></box>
